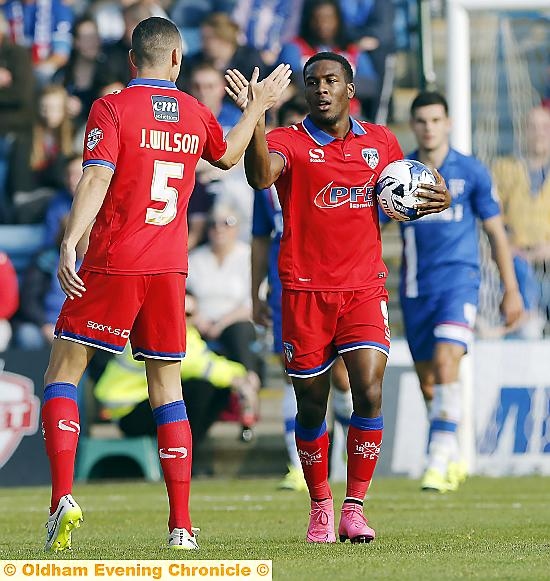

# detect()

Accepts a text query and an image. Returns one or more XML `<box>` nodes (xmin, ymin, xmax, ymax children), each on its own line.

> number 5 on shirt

<box><xmin>146</xmin><ymin>160</ymin><xmax>184</xmax><ymax>226</ymax></box>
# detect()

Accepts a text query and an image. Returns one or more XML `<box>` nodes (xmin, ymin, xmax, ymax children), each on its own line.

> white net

<box><xmin>471</xmin><ymin>10</ymin><xmax>550</xmax><ymax>338</ymax></box>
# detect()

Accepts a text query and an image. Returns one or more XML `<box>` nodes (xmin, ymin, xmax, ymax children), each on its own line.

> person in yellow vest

<box><xmin>492</xmin><ymin>105</ymin><xmax>550</xmax><ymax>337</ymax></box>
<box><xmin>94</xmin><ymin>295</ymin><xmax>260</xmax><ymax>472</ymax></box>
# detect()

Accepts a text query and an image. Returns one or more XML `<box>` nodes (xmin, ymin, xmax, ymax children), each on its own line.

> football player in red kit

<box><xmin>42</xmin><ymin>16</ymin><xmax>291</xmax><ymax>552</ymax></box>
<box><xmin>227</xmin><ymin>52</ymin><xmax>450</xmax><ymax>544</ymax></box>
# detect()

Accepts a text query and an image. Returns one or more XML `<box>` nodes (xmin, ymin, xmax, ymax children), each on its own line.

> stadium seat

<box><xmin>0</xmin><ymin>224</ymin><xmax>45</xmax><ymax>275</ymax></box>
<box><xmin>75</xmin><ymin>435</ymin><xmax>161</xmax><ymax>482</ymax></box>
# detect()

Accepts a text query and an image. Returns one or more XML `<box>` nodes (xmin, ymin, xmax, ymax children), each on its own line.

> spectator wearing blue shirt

<box><xmin>2</xmin><ymin>0</ymin><xmax>74</xmax><ymax>85</ymax></box>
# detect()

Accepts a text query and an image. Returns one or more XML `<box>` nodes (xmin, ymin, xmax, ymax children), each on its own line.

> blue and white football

<box><xmin>375</xmin><ymin>159</ymin><xmax>436</xmax><ymax>221</ymax></box>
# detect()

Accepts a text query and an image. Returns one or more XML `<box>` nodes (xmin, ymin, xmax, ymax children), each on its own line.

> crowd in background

<box><xmin>1</xmin><ymin>0</ymin><xmax>550</xmax><ymax>362</ymax></box>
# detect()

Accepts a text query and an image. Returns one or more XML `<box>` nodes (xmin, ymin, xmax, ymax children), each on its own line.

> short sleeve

<box><xmin>266</xmin><ymin>127</ymin><xmax>293</xmax><ymax>174</ymax></box>
<box><xmin>471</xmin><ymin>160</ymin><xmax>501</xmax><ymax>221</ymax></box>
<box><xmin>200</xmin><ymin>104</ymin><xmax>228</xmax><ymax>163</ymax></box>
<box><xmin>82</xmin><ymin>98</ymin><xmax>119</xmax><ymax>172</ymax></box>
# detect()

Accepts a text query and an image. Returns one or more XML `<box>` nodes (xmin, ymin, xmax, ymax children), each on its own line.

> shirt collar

<box><xmin>127</xmin><ymin>78</ymin><xmax>177</xmax><ymax>89</ymax></box>
<box><xmin>302</xmin><ymin>115</ymin><xmax>367</xmax><ymax>146</ymax></box>
<box><xmin>408</xmin><ymin>147</ymin><xmax>456</xmax><ymax>168</ymax></box>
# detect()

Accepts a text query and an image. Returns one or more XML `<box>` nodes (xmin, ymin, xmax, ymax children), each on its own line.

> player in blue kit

<box><xmin>385</xmin><ymin>91</ymin><xmax>524</xmax><ymax>492</ymax></box>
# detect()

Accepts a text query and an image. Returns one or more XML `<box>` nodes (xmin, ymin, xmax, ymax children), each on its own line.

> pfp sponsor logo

<box><xmin>159</xmin><ymin>447</ymin><xmax>188</xmax><ymax>459</ymax></box>
<box><xmin>0</xmin><ymin>365</ymin><xmax>40</xmax><ymax>468</ymax></box>
<box><xmin>314</xmin><ymin>178</ymin><xmax>375</xmax><ymax>209</ymax></box>
<box><xmin>298</xmin><ymin>448</ymin><xmax>322</xmax><ymax>466</ymax></box>
<box><xmin>87</xmin><ymin>321</ymin><xmax>130</xmax><ymax>339</ymax></box>
<box><xmin>151</xmin><ymin>95</ymin><xmax>179</xmax><ymax>122</ymax></box>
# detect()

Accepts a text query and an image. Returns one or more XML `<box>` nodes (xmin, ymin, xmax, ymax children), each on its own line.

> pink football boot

<box><xmin>338</xmin><ymin>503</ymin><xmax>375</xmax><ymax>544</ymax></box>
<box><xmin>306</xmin><ymin>499</ymin><xmax>336</xmax><ymax>543</ymax></box>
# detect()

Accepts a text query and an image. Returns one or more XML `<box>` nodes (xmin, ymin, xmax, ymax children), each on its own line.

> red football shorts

<box><xmin>55</xmin><ymin>270</ymin><xmax>186</xmax><ymax>360</ymax></box>
<box><xmin>281</xmin><ymin>286</ymin><xmax>390</xmax><ymax>377</ymax></box>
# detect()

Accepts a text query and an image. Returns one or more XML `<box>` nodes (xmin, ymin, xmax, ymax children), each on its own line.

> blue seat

<box><xmin>0</xmin><ymin>224</ymin><xmax>45</xmax><ymax>274</ymax></box>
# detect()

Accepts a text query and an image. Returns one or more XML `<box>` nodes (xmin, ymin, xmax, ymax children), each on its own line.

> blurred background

<box><xmin>1</xmin><ymin>0</ymin><xmax>549</xmax><ymax>486</ymax></box>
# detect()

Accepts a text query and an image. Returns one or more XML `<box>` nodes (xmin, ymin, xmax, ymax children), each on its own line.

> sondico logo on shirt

<box><xmin>159</xmin><ymin>447</ymin><xmax>188</xmax><ymax>459</ymax></box>
<box><xmin>87</xmin><ymin>321</ymin><xmax>130</xmax><ymax>339</ymax></box>
<box><xmin>309</xmin><ymin>148</ymin><xmax>325</xmax><ymax>162</ymax></box>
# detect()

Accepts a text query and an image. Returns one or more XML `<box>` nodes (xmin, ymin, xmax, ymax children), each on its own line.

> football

<box><xmin>375</xmin><ymin>159</ymin><xmax>437</xmax><ymax>221</ymax></box>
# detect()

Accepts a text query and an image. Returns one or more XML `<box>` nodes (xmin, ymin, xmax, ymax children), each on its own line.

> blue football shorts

<box><xmin>401</xmin><ymin>285</ymin><xmax>478</xmax><ymax>362</ymax></box>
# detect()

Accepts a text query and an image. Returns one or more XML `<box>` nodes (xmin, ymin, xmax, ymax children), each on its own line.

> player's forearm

<box><xmin>251</xmin><ymin>236</ymin><xmax>270</xmax><ymax>300</ymax></box>
<box><xmin>484</xmin><ymin>216</ymin><xmax>520</xmax><ymax>293</ymax></box>
<box><xmin>62</xmin><ymin>170</ymin><xmax>111</xmax><ymax>249</ymax></box>
<box><xmin>216</xmin><ymin>104</ymin><xmax>267</xmax><ymax>169</ymax></box>
<box><xmin>244</xmin><ymin>119</ymin><xmax>274</xmax><ymax>189</ymax></box>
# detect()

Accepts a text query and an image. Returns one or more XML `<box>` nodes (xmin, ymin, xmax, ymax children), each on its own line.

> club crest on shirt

<box><xmin>151</xmin><ymin>95</ymin><xmax>179</xmax><ymax>122</ymax></box>
<box><xmin>86</xmin><ymin>127</ymin><xmax>103</xmax><ymax>151</ymax></box>
<box><xmin>361</xmin><ymin>148</ymin><xmax>379</xmax><ymax>169</ymax></box>
<box><xmin>283</xmin><ymin>342</ymin><xmax>294</xmax><ymax>362</ymax></box>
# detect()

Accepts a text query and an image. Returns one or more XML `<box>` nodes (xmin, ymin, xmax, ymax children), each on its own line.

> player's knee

<box><xmin>432</xmin><ymin>354</ymin><xmax>460</xmax><ymax>384</ymax></box>
<box><xmin>351</xmin><ymin>381</ymin><xmax>382</xmax><ymax>416</ymax></box>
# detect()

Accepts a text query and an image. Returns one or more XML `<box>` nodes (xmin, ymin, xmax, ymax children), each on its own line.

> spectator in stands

<box><xmin>170</xmin><ymin>0</ymin><xmax>236</xmax><ymax>57</ymax></box>
<box><xmin>95</xmin><ymin>2</ymin><xmax>153</xmax><ymax>88</ymax></box>
<box><xmin>43</xmin><ymin>154</ymin><xmax>81</xmax><ymax>247</ymax></box>
<box><xmin>189</xmin><ymin>61</ymin><xmax>254</xmax><ymax>240</ymax></box>
<box><xmin>183</xmin><ymin>12</ymin><xmax>264</xmax><ymax>89</ymax></box>
<box><xmin>0</xmin><ymin>9</ymin><xmax>34</xmax><ymax>223</ymax></box>
<box><xmin>232</xmin><ymin>0</ymin><xmax>304</xmax><ymax>66</ymax></box>
<box><xmin>337</xmin><ymin>0</ymin><xmax>396</xmax><ymax>123</ymax></box>
<box><xmin>93</xmin><ymin>293</ymin><xmax>261</xmax><ymax>471</ymax></box>
<box><xmin>2</xmin><ymin>0</ymin><xmax>74</xmax><ymax>85</ymax></box>
<box><xmin>0</xmin><ymin>251</ymin><xmax>19</xmax><ymax>350</ymax></box>
<box><xmin>492</xmin><ymin>105</ymin><xmax>550</xmax><ymax>336</ymax></box>
<box><xmin>187</xmin><ymin>203</ymin><xmax>263</xmax><ymax>380</ymax></box>
<box><xmin>53</xmin><ymin>16</ymin><xmax>106</xmax><ymax>124</ymax></box>
<box><xmin>277</xmin><ymin>0</ymin><xmax>377</xmax><ymax>117</ymax></box>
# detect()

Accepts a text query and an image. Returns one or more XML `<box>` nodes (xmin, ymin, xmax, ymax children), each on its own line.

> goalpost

<box><xmin>445</xmin><ymin>0</ymin><xmax>549</xmax><ymax>472</ymax></box>
<box><xmin>447</xmin><ymin>0</ymin><xmax>550</xmax><ymax>154</ymax></box>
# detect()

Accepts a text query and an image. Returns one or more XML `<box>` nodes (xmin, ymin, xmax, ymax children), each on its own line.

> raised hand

<box><xmin>225</xmin><ymin>64</ymin><xmax>292</xmax><ymax>113</ymax></box>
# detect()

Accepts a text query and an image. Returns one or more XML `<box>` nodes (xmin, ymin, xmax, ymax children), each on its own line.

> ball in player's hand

<box><xmin>375</xmin><ymin>159</ymin><xmax>436</xmax><ymax>221</ymax></box>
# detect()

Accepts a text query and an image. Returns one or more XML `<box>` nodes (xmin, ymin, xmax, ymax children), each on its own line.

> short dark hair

<box><xmin>132</xmin><ymin>17</ymin><xmax>181</xmax><ymax>68</ymax></box>
<box><xmin>410</xmin><ymin>91</ymin><xmax>449</xmax><ymax>117</ymax></box>
<box><xmin>303</xmin><ymin>52</ymin><xmax>354</xmax><ymax>84</ymax></box>
<box><xmin>277</xmin><ymin>97</ymin><xmax>309</xmax><ymax>126</ymax></box>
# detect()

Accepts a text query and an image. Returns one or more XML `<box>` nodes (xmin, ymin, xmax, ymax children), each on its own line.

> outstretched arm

<box><xmin>482</xmin><ymin>215</ymin><xmax>524</xmax><ymax>326</ymax></box>
<box><xmin>225</xmin><ymin>68</ymin><xmax>285</xmax><ymax>189</ymax></box>
<box><xmin>211</xmin><ymin>64</ymin><xmax>291</xmax><ymax>170</ymax></box>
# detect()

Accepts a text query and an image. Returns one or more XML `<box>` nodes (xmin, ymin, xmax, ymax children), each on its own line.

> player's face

<box><xmin>410</xmin><ymin>104</ymin><xmax>451</xmax><ymax>152</ymax></box>
<box><xmin>304</xmin><ymin>60</ymin><xmax>353</xmax><ymax>126</ymax></box>
<box><xmin>311</xmin><ymin>4</ymin><xmax>339</xmax><ymax>44</ymax></box>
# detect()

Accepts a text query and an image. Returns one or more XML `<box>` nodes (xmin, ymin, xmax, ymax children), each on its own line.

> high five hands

<box><xmin>225</xmin><ymin>64</ymin><xmax>292</xmax><ymax>112</ymax></box>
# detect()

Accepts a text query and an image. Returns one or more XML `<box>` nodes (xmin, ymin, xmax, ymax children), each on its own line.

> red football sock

<box><xmin>346</xmin><ymin>424</ymin><xmax>383</xmax><ymax>501</ymax></box>
<box><xmin>42</xmin><ymin>384</ymin><xmax>80</xmax><ymax>514</ymax></box>
<box><xmin>295</xmin><ymin>430</ymin><xmax>331</xmax><ymax>500</ymax></box>
<box><xmin>156</xmin><ymin>414</ymin><xmax>192</xmax><ymax>532</ymax></box>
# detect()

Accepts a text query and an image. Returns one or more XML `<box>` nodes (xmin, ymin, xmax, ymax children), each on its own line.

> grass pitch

<box><xmin>1</xmin><ymin>476</ymin><xmax>549</xmax><ymax>580</ymax></box>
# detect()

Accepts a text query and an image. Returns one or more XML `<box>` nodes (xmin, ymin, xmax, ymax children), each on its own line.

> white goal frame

<box><xmin>447</xmin><ymin>0</ymin><xmax>549</xmax><ymax>154</ymax></box>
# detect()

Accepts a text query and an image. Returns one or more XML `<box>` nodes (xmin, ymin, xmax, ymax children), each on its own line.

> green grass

<box><xmin>1</xmin><ymin>476</ymin><xmax>549</xmax><ymax>580</ymax></box>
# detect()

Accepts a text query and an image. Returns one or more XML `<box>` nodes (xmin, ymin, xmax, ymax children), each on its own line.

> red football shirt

<box><xmin>81</xmin><ymin>78</ymin><xmax>228</xmax><ymax>275</ymax></box>
<box><xmin>267</xmin><ymin>116</ymin><xmax>403</xmax><ymax>290</ymax></box>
